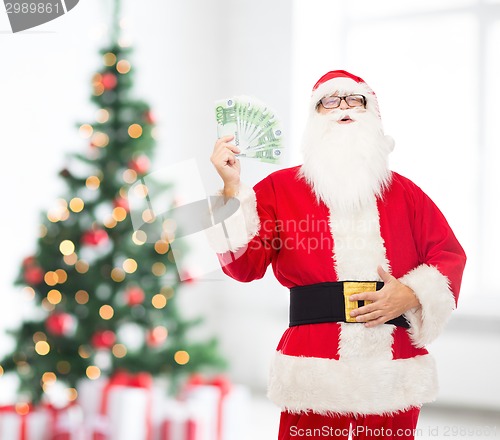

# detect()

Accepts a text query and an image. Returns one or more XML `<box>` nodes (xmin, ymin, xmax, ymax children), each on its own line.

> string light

<box><xmin>79</xmin><ymin>124</ymin><xmax>94</xmax><ymax>139</ymax></box>
<box><xmin>133</xmin><ymin>183</ymin><xmax>148</xmax><ymax>198</ymax></box>
<box><xmin>99</xmin><ymin>304</ymin><xmax>114</xmax><ymax>320</ymax></box>
<box><xmin>152</xmin><ymin>262</ymin><xmax>166</xmax><ymax>276</ymax></box>
<box><xmin>128</xmin><ymin>124</ymin><xmax>143</xmax><ymax>139</ymax></box>
<box><xmin>33</xmin><ymin>332</ymin><xmax>47</xmax><ymax>343</ymax></box>
<box><xmin>174</xmin><ymin>350</ymin><xmax>190</xmax><ymax>365</ymax></box>
<box><xmin>112</xmin><ymin>344</ymin><xmax>127</xmax><ymax>358</ymax></box>
<box><xmin>122</xmin><ymin>258</ymin><xmax>137</xmax><ymax>274</ymax></box>
<box><xmin>35</xmin><ymin>341</ymin><xmax>50</xmax><ymax>356</ymax></box>
<box><xmin>22</xmin><ymin>287</ymin><xmax>35</xmax><ymax>300</ymax></box>
<box><xmin>0</xmin><ymin>365</ymin><xmax>4</xmax><ymax>377</ymax></box>
<box><xmin>103</xmin><ymin>216</ymin><xmax>118</xmax><ymax>229</ymax></box>
<box><xmin>41</xmin><ymin>298</ymin><xmax>55</xmax><ymax>312</ymax></box>
<box><xmin>103</xmin><ymin>52</ymin><xmax>117</xmax><ymax>66</ymax></box>
<box><xmin>154</xmin><ymin>240</ymin><xmax>169</xmax><ymax>254</ymax></box>
<box><xmin>92</xmin><ymin>132</ymin><xmax>109</xmax><ymax>148</ymax></box>
<box><xmin>63</xmin><ymin>253</ymin><xmax>78</xmax><ymax>266</ymax></box>
<box><xmin>75</xmin><ymin>290</ymin><xmax>89</xmax><ymax>305</ymax></box>
<box><xmin>39</xmin><ymin>224</ymin><xmax>48</xmax><ymax>238</ymax></box>
<box><xmin>44</xmin><ymin>271</ymin><xmax>59</xmax><ymax>286</ymax></box>
<box><xmin>47</xmin><ymin>199</ymin><xmax>70</xmax><ymax>222</ymax></box>
<box><xmin>123</xmin><ymin>169</ymin><xmax>137</xmax><ymax>184</ymax></box>
<box><xmin>75</xmin><ymin>260</ymin><xmax>90</xmax><ymax>274</ymax></box>
<box><xmin>116</xmin><ymin>59</ymin><xmax>131</xmax><ymax>74</ymax></box>
<box><xmin>86</xmin><ymin>176</ymin><xmax>101</xmax><ymax>190</ymax></box>
<box><xmin>111</xmin><ymin>267</ymin><xmax>125</xmax><ymax>282</ymax></box>
<box><xmin>142</xmin><ymin>209</ymin><xmax>155</xmax><ymax>224</ymax></box>
<box><xmin>86</xmin><ymin>366</ymin><xmax>101</xmax><ymax>380</ymax></box>
<box><xmin>47</xmin><ymin>289</ymin><xmax>62</xmax><ymax>305</ymax></box>
<box><xmin>161</xmin><ymin>286</ymin><xmax>175</xmax><ymax>299</ymax></box>
<box><xmin>112</xmin><ymin>207</ymin><xmax>127</xmax><ymax>222</ymax></box>
<box><xmin>132</xmin><ymin>230</ymin><xmax>147</xmax><ymax>245</ymax></box>
<box><xmin>78</xmin><ymin>345</ymin><xmax>91</xmax><ymax>359</ymax></box>
<box><xmin>59</xmin><ymin>240</ymin><xmax>75</xmax><ymax>256</ymax></box>
<box><xmin>42</xmin><ymin>372</ymin><xmax>57</xmax><ymax>385</ymax></box>
<box><xmin>15</xmin><ymin>403</ymin><xmax>30</xmax><ymax>416</ymax></box>
<box><xmin>152</xmin><ymin>294</ymin><xmax>167</xmax><ymax>309</ymax></box>
<box><xmin>96</xmin><ymin>109</ymin><xmax>110</xmax><ymax>123</ymax></box>
<box><xmin>68</xmin><ymin>388</ymin><xmax>78</xmax><ymax>401</ymax></box>
<box><xmin>69</xmin><ymin>198</ymin><xmax>85</xmax><ymax>213</ymax></box>
<box><xmin>55</xmin><ymin>269</ymin><xmax>68</xmax><ymax>284</ymax></box>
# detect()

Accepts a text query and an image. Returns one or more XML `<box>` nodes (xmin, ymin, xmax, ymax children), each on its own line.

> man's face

<box><xmin>316</xmin><ymin>92</ymin><xmax>367</xmax><ymax>124</ymax></box>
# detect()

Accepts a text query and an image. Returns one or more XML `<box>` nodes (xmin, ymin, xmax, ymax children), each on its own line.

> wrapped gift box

<box><xmin>77</xmin><ymin>371</ymin><xmax>153</xmax><ymax>440</ymax></box>
<box><xmin>0</xmin><ymin>404</ymin><xmax>84</xmax><ymax>440</ymax></box>
<box><xmin>179</xmin><ymin>376</ymin><xmax>250</xmax><ymax>440</ymax></box>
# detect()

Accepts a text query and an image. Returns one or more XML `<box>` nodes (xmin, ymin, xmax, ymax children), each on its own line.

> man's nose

<box><xmin>339</xmin><ymin>98</ymin><xmax>349</xmax><ymax>110</ymax></box>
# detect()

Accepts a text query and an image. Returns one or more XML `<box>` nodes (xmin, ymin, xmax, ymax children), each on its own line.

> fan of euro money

<box><xmin>215</xmin><ymin>96</ymin><xmax>283</xmax><ymax>164</ymax></box>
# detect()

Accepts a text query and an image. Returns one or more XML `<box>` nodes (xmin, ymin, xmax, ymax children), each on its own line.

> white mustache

<box><xmin>324</xmin><ymin>110</ymin><xmax>357</xmax><ymax>122</ymax></box>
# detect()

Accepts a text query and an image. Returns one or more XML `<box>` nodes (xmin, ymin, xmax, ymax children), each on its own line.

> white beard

<box><xmin>300</xmin><ymin>108</ymin><xmax>394</xmax><ymax>212</ymax></box>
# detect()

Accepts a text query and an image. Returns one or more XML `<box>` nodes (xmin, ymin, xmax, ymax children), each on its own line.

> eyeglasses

<box><xmin>318</xmin><ymin>94</ymin><xmax>366</xmax><ymax>109</ymax></box>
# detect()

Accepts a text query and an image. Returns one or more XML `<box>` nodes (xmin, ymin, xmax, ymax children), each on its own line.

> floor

<box><xmin>247</xmin><ymin>396</ymin><xmax>500</xmax><ymax>439</ymax></box>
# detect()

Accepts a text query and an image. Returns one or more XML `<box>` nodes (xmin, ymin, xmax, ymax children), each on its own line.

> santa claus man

<box><xmin>209</xmin><ymin>70</ymin><xmax>466</xmax><ymax>439</ymax></box>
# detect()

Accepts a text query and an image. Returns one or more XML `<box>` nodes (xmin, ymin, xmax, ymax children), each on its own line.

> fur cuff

<box><xmin>205</xmin><ymin>183</ymin><xmax>260</xmax><ymax>253</ymax></box>
<box><xmin>267</xmin><ymin>351</ymin><xmax>437</xmax><ymax>416</ymax></box>
<box><xmin>401</xmin><ymin>264</ymin><xmax>455</xmax><ymax>348</ymax></box>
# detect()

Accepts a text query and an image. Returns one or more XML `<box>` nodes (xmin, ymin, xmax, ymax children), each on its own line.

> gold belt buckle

<box><xmin>343</xmin><ymin>281</ymin><xmax>376</xmax><ymax>323</ymax></box>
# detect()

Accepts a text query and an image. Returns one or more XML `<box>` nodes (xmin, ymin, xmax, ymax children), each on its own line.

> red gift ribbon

<box><xmin>43</xmin><ymin>402</ymin><xmax>78</xmax><ymax>440</ymax></box>
<box><xmin>184</xmin><ymin>374</ymin><xmax>232</xmax><ymax>440</ymax></box>
<box><xmin>97</xmin><ymin>370</ymin><xmax>153</xmax><ymax>440</ymax></box>
<box><xmin>160</xmin><ymin>417</ymin><xmax>197</xmax><ymax>440</ymax></box>
<box><xmin>0</xmin><ymin>404</ymin><xmax>33</xmax><ymax>440</ymax></box>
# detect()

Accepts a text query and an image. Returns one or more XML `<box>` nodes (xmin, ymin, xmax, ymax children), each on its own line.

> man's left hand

<box><xmin>349</xmin><ymin>266</ymin><xmax>420</xmax><ymax>328</ymax></box>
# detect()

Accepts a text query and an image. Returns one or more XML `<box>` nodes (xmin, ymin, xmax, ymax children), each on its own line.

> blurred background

<box><xmin>0</xmin><ymin>0</ymin><xmax>499</xmax><ymax>438</ymax></box>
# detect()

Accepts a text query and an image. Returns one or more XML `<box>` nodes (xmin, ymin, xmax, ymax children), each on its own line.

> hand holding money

<box><xmin>210</xmin><ymin>135</ymin><xmax>241</xmax><ymax>199</ymax></box>
<box><xmin>215</xmin><ymin>96</ymin><xmax>283</xmax><ymax>164</ymax></box>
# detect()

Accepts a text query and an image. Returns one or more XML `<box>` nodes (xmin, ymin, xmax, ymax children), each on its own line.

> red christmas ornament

<box><xmin>24</xmin><ymin>266</ymin><xmax>44</xmax><ymax>285</ymax></box>
<box><xmin>101</xmin><ymin>73</ymin><xmax>118</xmax><ymax>90</ymax></box>
<box><xmin>46</xmin><ymin>313</ymin><xmax>76</xmax><ymax>337</ymax></box>
<box><xmin>128</xmin><ymin>155</ymin><xmax>150</xmax><ymax>175</ymax></box>
<box><xmin>144</xmin><ymin>110</ymin><xmax>155</xmax><ymax>125</ymax></box>
<box><xmin>125</xmin><ymin>286</ymin><xmax>145</xmax><ymax>306</ymax></box>
<box><xmin>113</xmin><ymin>196</ymin><xmax>130</xmax><ymax>212</ymax></box>
<box><xmin>22</xmin><ymin>256</ymin><xmax>36</xmax><ymax>267</ymax></box>
<box><xmin>146</xmin><ymin>327</ymin><xmax>168</xmax><ymax>347</ymax></box>
<box><xmin>81</xmin><ymin>229</ymin><xmax>109</xmax><ymax>246</ymax></box>
<box><xmin>91</xmin><ymin>330</ymin><xmax>116</xmax><ymax>349</ymax></box>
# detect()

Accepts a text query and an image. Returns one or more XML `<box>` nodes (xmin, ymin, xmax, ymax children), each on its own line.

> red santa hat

<box><xmin>310</xmin><ymin>69</ymin><xmax>380</xmax><ymax>117</ymax></box>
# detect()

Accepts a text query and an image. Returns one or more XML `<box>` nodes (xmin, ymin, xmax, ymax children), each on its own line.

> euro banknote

<box><xmin>215</xmin><ymin>96</ymin><xmax>283</xmax><ymax>164</ymax></box>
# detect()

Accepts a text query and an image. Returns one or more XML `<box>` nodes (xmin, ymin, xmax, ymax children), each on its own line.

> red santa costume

<box><xmin>208</xmin><ymin>71</ymin><xmax>466</xmax><ymax>439</ymax></box>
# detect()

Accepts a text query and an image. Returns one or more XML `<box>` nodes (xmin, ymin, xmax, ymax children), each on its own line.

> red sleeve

<box><xmin>217</xmin><ymin>176</ymin><xmax>280</xmax><ymax>283</ymax></box>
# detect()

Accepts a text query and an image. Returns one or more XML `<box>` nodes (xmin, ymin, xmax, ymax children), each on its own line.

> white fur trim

<box><xmin>329</xmin><ymin>198</ymin><xmax>390</xmax><ymax>280</ymax></box>
<box><xmin>267</xmin><ymin>350</ymin><xmax>437</xmax><ymax>416</ymax></box>
<box><xmin>205</xmin><ymin>183</ymin><xmax>260</xmax><ymax>253</ymax></box>
<box><xmin>338</xmin><ymin>322</ymin><xmax>394</xmax><ymax>360</ymax></box>
<box><xmin>311</xmin><ymin>77</ymin><xmax>378</xmax><ymax>115</ymax></box>
<box><xmin>401</xmin><ymin>264</ymin><xmax>455</xmax><ymax>348</ymax></box>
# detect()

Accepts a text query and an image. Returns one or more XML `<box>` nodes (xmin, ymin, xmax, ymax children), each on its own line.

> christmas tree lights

<box><xmin>0</xmin><ymin>2</ymin><xmax>224</xmax><ymax>404</ymax></box>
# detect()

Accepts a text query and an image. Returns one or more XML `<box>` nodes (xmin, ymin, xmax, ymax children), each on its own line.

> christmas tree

<box><xmin>0</xmin><ymin>3</ymin><xmax>224</xmax><ymax>404</ymax></box>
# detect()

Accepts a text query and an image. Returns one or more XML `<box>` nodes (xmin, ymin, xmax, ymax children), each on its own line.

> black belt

<box><xmin>289</xmin><ymin>281</ymin><xmax>410</xmax><ymax>329</ymax></box>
